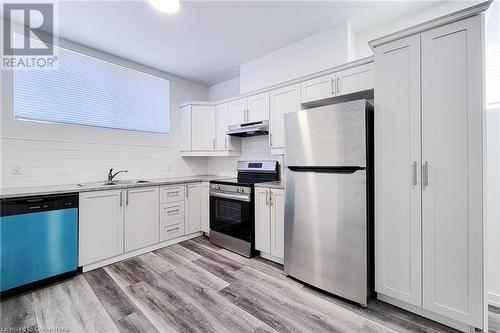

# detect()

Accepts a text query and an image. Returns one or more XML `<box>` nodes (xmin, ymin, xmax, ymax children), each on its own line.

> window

<box><xmin>13</xmin><ymin>41</ymin><xmax>171</xmax><ymax>134</ymax></box>
<box><xmin>487</xmin><ymin>0</ymin><xmax>500</xmax><ymax>107</ymax></box>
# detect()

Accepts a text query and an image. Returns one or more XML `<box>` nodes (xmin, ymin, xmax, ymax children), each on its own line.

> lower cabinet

<box><xmin>201</xmin><ymin>183</ymin><xmax>210</xmax><ymax>233</ymax></box>
<box><xmin>79</xmin><ymin>190</ymin><xmax>124</xmax><ymax>266</ymax></box>
<box><xmin>255</xmin><ymin>187</ymin><xmax>284</xmax><ymax>262</ymax></box>
<box><xmin>124</xmin><ymin>187</ymin><xmax>159</xmax><ymax>252</ymax></box>
<box><xmin>185</xmin><ymin>183</ymin><xmax>202</xmax><ymax>235</ymax></box>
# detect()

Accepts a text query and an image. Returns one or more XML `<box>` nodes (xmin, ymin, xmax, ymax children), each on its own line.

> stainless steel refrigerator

<box><xmin>284</xmin><ymin>99</ymin><xmax>373</xmax><ymax>306</ymax></box>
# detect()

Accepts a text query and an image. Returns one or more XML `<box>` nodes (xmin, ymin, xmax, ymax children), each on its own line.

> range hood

<box><xmin>226</xmin><ymin>120</ymin><xmax>269</xmax><ymax>137</ymax></box>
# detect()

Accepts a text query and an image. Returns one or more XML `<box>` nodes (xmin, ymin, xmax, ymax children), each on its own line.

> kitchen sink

<box><xmin>76</xmin><ymin>180</ymin><xmax>151</xmax><ymax>187</ymax></box>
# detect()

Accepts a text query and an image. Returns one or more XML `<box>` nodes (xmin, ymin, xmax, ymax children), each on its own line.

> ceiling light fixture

<box><xmin>149</xmin><ymin>0</ymin><xmax>180</xmax><ymax>14</ymax></box>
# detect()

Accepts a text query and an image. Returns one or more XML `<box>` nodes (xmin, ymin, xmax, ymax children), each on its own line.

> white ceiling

<box><xmin>25</xmin><ymin>1</ymin><xmax>443</xmax><ymax>85</ymax></box>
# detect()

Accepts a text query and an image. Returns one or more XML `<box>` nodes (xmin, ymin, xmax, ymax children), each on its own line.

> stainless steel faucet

<box><xmin>107</xmin><ymin>168</ymin><xmax>128</xmax><ymax>183</ymax></box>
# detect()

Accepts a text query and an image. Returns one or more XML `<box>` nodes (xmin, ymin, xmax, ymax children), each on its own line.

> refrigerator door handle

<box><xmin>412</xmin><ymin>161</ymin><xmax>418</xmax><ymax>186</ymax></box>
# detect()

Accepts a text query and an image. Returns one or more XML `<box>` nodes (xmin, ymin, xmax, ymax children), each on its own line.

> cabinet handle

<box><xmin>213</xmin><ymin>138</ymin><xmax>215</xmax><ymax>149</ymax></box>
<box><xmin>337</xmin><ymin>77</ymin><xmax>341</xmax><ymax>95</ymax></box>
<box><xmin>167</xmin><ymin>227</ymin><xmax>180</xmax><ymax>233</ymax></box>
<box><xmin>269</xmin><ymin>133</ymin><xmax>273</xmax><ymax>146</ymax></box>
<box><xmin>265</xmin><ymin>190</ymin><xmax>269</xmax><ymax>205</ymax></box>
<box><xmin>186</xmin><ymin>186</ymin><xmax>189</xmax><ymax>198</ymax></box>
<box><xmin>224</xmin><ymin>138</ymin><xmax>228</xmax><ymax>149</ymax></box>
<box><xmin>412</xmin><ymin>161</ymin><xmax>418</xmax><ymax>186</ymax></box>
<box><xmin>270</xmin><ymin>191</ymin><xmax>273</xmax><ymax>206</ymax></box>
<box><xmin>332</xmin><ymin>77</ymin><xmax>336</xmax><ymax>96</ymax></box>
<box><xmin>167</xmin><ymin>209</ymin><xmax>180</xmax><ymax>214</ymax></box>
<box><xmin>166</xmin><ymin>191</ymin><xmax>179</xmax><ymax>196</ymax></box>
<box><xmin>120</xmin><ymin>191</ymin><xmax>123</xmax><ymax>207</ymax></box>
<box><xmin>126</xmin><ymin>191</ymin><xmax>129</xmax><ymax>206</ymax></box>
<box><xmin>423</xmin><ymin>161</ymin><xmax>429</xmax><ymax>189</ymax></box>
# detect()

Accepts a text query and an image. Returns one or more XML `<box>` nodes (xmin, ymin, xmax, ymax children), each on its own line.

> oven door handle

<box><xmin>210</xmin><ymin>191</ymin><xmax>251</xmax><ymax>202</ymax></box>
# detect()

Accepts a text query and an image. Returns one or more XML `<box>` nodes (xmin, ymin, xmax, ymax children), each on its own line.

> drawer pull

<box><xmin>167</xmin><ymin>209</ymin><xmax>180</xmax><ymax>214</ymax></box>
<box><xmin>166</xmin><ymin>227</ymin><xmax>180</xmax><ymax>233</ymax></box>
<box><xmin>166</xmin><ymin>191</ymin><xmax>179</xmax><ymax>196</ymax></box>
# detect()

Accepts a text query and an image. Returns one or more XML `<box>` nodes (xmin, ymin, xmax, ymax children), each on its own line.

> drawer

<box><xmin>160</xmin><ymin>202</ymin><xmax>185</xmax><ymax>226</ymax></box>
<box><xmin>160</xmin><ymin>220</ymin><xmax>184</xmax><ymax>242</ymax></box>
<box><xmin>160</xmin><ymin>185</ymin><xmax>185</xmax><ymax>203</ymax></box>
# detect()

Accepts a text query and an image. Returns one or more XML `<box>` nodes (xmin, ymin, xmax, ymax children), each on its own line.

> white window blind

<box><xmin>13</xmin><ymin>41</ymin><xmax>171</xmax><ymax>134</ymax></box>
<box><xmin>487</xmin><ymin>0</ymin><xmax>500</xmax><ymax>106</ymax></box>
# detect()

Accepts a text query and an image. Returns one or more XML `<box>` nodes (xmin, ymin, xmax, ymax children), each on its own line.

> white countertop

<box><xmin>255</xmin><ymin>180</ymin><xmax>285</xmax><ymax>190</ymax></box>
<box><xmin>0</xmin><ymin>174</ymin><xmax>225</xmax><ymax>199</ymax></box>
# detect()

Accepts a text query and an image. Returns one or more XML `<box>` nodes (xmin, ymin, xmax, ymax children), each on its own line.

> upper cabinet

<box><xmin>300</xmin><ymin>63</ymin><xmax>374</xmax><ymax>104</ymax></box>
<box><xmin>181</xmin><ymin>102</ymin><xmax>240</xmax><ymax>157</ymax></box>
<box><xmin>216</xmin><ymin>103</ymin><xmax>242</xmax><ymax>151</ymax></box>
<box><xmin>269</xmin><ymin>83</ymin><xmax>301</xmax><ymax>155</ymax></box>
<box><xmin>374</xmin><ymin>15</ymin><xmax>484</xmax><ymax>330</ymax></box>
<box><xmin>229</xmin><ymin>92</ymin><xmax>270</xmax><ymax>125</ymax></box>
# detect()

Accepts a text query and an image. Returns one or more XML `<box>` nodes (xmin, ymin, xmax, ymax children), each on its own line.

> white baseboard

<box><xmin>377</xmin><ymin>294</ymin><xmax>472</xmax><ymax>333</ymax></box>
<box><xmin>82</xmin><ymin>232</ymin><xmax>203</xmax><ymax>272</ymax></box>
<box><xmin>489</xmin><ymin>292</ymin><xmax>500</xmax><ymax>308</ymax></box>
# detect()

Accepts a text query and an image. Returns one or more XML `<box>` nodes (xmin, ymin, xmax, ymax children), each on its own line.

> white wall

<box><xmin>239</xmin><ymin>22</ymin><xmax>351</xmax><ymax>94</ymax></box>
<box><xmin>487</xmin><ymin>106</ymin><xmax>500</xmax><ymax>307</ymax></box>
<box><xmin>354</xmin><ymin>0</ymin><xmax>482</xmax><ymax>59</ymax></box>
<box><xmin>209</xmin><ymin>76</ymin><xmax>240</xmax><ymax>101</ymax></box>
<box><xmin>0</xmin><ymin>38</ymin><xmax>209</xmax><ymax>188</ymax></box>
<box><xmin>207</xmin><ymin>136</ymin><xmax>283</xmax><ymax>178</ymax></box>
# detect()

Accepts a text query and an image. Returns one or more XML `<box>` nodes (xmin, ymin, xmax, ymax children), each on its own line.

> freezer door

<box><xmin>284</xmin><ymin>100</ymin><xmax>367</xmax><ymax>167</ymax></box>
<box><xmin>284</xmin><ymin>168</ymin><xmax>368</xmax><ymax>305</ymax></box>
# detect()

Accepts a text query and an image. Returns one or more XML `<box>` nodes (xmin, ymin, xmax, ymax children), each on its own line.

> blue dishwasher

<box><xmin>0</xmin><ymin>193</ymin><xmax>78</xmax><ymax>293</ymax></box>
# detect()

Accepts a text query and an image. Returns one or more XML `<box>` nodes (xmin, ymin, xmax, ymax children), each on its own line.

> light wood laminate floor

<box><xmin>1</xmin><ymin>236</ymin><xmax>498</xmax><ymax>333</ymax></box>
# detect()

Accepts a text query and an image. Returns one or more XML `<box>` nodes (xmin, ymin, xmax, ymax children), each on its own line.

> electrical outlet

<box><xmin>11</xmin><ymin>164</ymin><xmax>22</xmax><ymax>174</ymax></box>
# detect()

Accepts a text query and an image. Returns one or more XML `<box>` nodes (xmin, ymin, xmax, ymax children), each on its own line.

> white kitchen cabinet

<box><xmin>160</xmin><ymin>185</ymin><xmax>185</xmax><ymax>203</ymax></box>
<box><xmin>255</xmin><ymin>187</ymin><xmax>271</xmax><ymax>253</ymax></box>
<box><xmin>216</xmin><ymin>103</ymin><xmax>242</xmax><ymax>152</ymax></box>
<box><xmin>201</xmin><ymin>183</ymin><xmax>210</xmax><ymax>233</ymax></box>
<box><xmin>246</xmin><ymin>92</ymin><xmax>270</xmax><ymax>123</ymax></box>
<box><xmin>191</xmin><ymin>105</ymin><xmax>216</xmax><ymax>151</ymax></box>
<box><xmin>254</xmin><ymin>186</ymin><xmax>284</xmax><ymax>262</ymax></box>
<box><xmin>336</xmin><ymin>62</ymin><xmax>374</xmax><ymax>97</ymax></box>
<box><xmin>124</xmin><ymin>187</ymin><xmax>159</xmax><ymax>252</ymax></box>
<box><xmin>228</xmin><ymin>98</ymin><xmax>247</xmax><ymax>125</ymax></box>
<box><xmin>374</xmin><ymin>15</ymin><xmax>484</xmax><ymax>329</ymax></box>
<box><xmin>185</xmin><ymin>183</ymin><xmax>202</xmax><ymax>235</ymax></box>
<box><xmin>180</xmin><ymin>104</ymin><xmax>192</xmax><ymax>151</ymax></box>
<box><xmin>300</xmin><ymin>73</ymin><xmax>335</xmax><ymax>104</ymax></box>
<box><xmin>420</xmin><ymin>16</ymin><xmax>483</xmax><ymax>327</ymax></box>
<box><xmin>79</xmin><ymin>190</ymin><xmax>124</xmax><ymax>266</ymax></box>
<box><xmin>374</xmin><ymin>34</ymin><xmax>422</xmax><ymax>307</ymax></box>
<box><xmin>228</xmin><ymin>93</ymin><xmax>269</xmax><ymax>125</ymax></box>
<box><xmin>269</xmin><ymin>83</ymin><xmax>301</xmax><ymax>154</ymax></box>
<box><xmin>269</xmin><ymin>189</ymin><xmax>284</xmax><ymax>259</ymax></box>
<box><xmin>300</xmin><ymin>63</ymin><xmax>374</xmax><ymax>104</ymax></box>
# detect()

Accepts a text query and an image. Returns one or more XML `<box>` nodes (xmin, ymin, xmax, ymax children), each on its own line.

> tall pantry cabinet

<box><xmin>374</xmin><ymin>14</ymin><xmax>485</xmax><ymax>331</ymax></box>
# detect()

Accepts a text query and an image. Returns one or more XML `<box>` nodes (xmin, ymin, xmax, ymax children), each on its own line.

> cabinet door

<box><xmin>300</xmin><ymin>73</ymin><xmax>335</xmax><ymax>103</ymax></box>
<box><xmin>255</xmin><ymin>187</ymin><xmax>271</xmax><ymax>253</ymax></box>
<box><xmin>374</xmin><ymin>34</ymin><xmax>422</xmax><ymax>306</ymax></box>
<box><xmin>336</xmin><ymin>62</ymin><xmax>374</xmax><ymax>96</ymax></box>
<box><xmin>421</xmin><ymin>16</ymin><xmax>483</xmax><ymax>327</ymax></box>
<box><xmin>269</xmin><ymin>84</ymin><xmax>301</xmax><ymax>150</ymax></box>
<box><xmin>79</xmin><ymin>190</ymin><xmax>124</xmax><ymax>266</ymax></box>
<box><xmin>180</xmin><ymin>105</ymin><xmax>192</xmax><ymax>151</ymax></box>
<box><xmin>216</xmin><ymin>103</ymin><xmax>230</xmax><ymax>150</ymax></box>
<box><xmin>247</xmin><ymin>92</ymin><xmax>270</xmax><ymax>123</ymax></box>
<box><xmin>185</xmin><ymin>184</ymin><xmax>202</xmax><ymax>235</ymax></box>
<box><xmin>228</xmin><ymin>98</ymin><xmax>247</xmax><ymax>125</ymax></box>
<box><xmin>270</xmin><ymin>189</ymin><xmax>285</xmax><ymax>259</ymax></box>
<box><xmin>201</xmin><ymin>183</ymin><xmax>210</xmax><ymax>233</ymax></box>
<box><xmin>124</xmin><ymin>187</ymin><xmax>159</xmax><ymax>252</ymax></box>
<box><xmin>191</xmin><ymin>105</ymin><xmax>216</xmax><ymax>150</ymax></box>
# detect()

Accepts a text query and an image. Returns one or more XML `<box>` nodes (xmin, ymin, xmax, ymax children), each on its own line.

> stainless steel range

<box><xmin>209</xmin><ymin>160</ymin><xmax>279</xmax><ymax>257</ymax></box>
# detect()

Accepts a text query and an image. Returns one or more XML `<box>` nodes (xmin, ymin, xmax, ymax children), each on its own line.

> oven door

<box><xmin>210</xmin><ymin>194</ymin><xmax>253</xmax><ymax>242</ymax></box>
